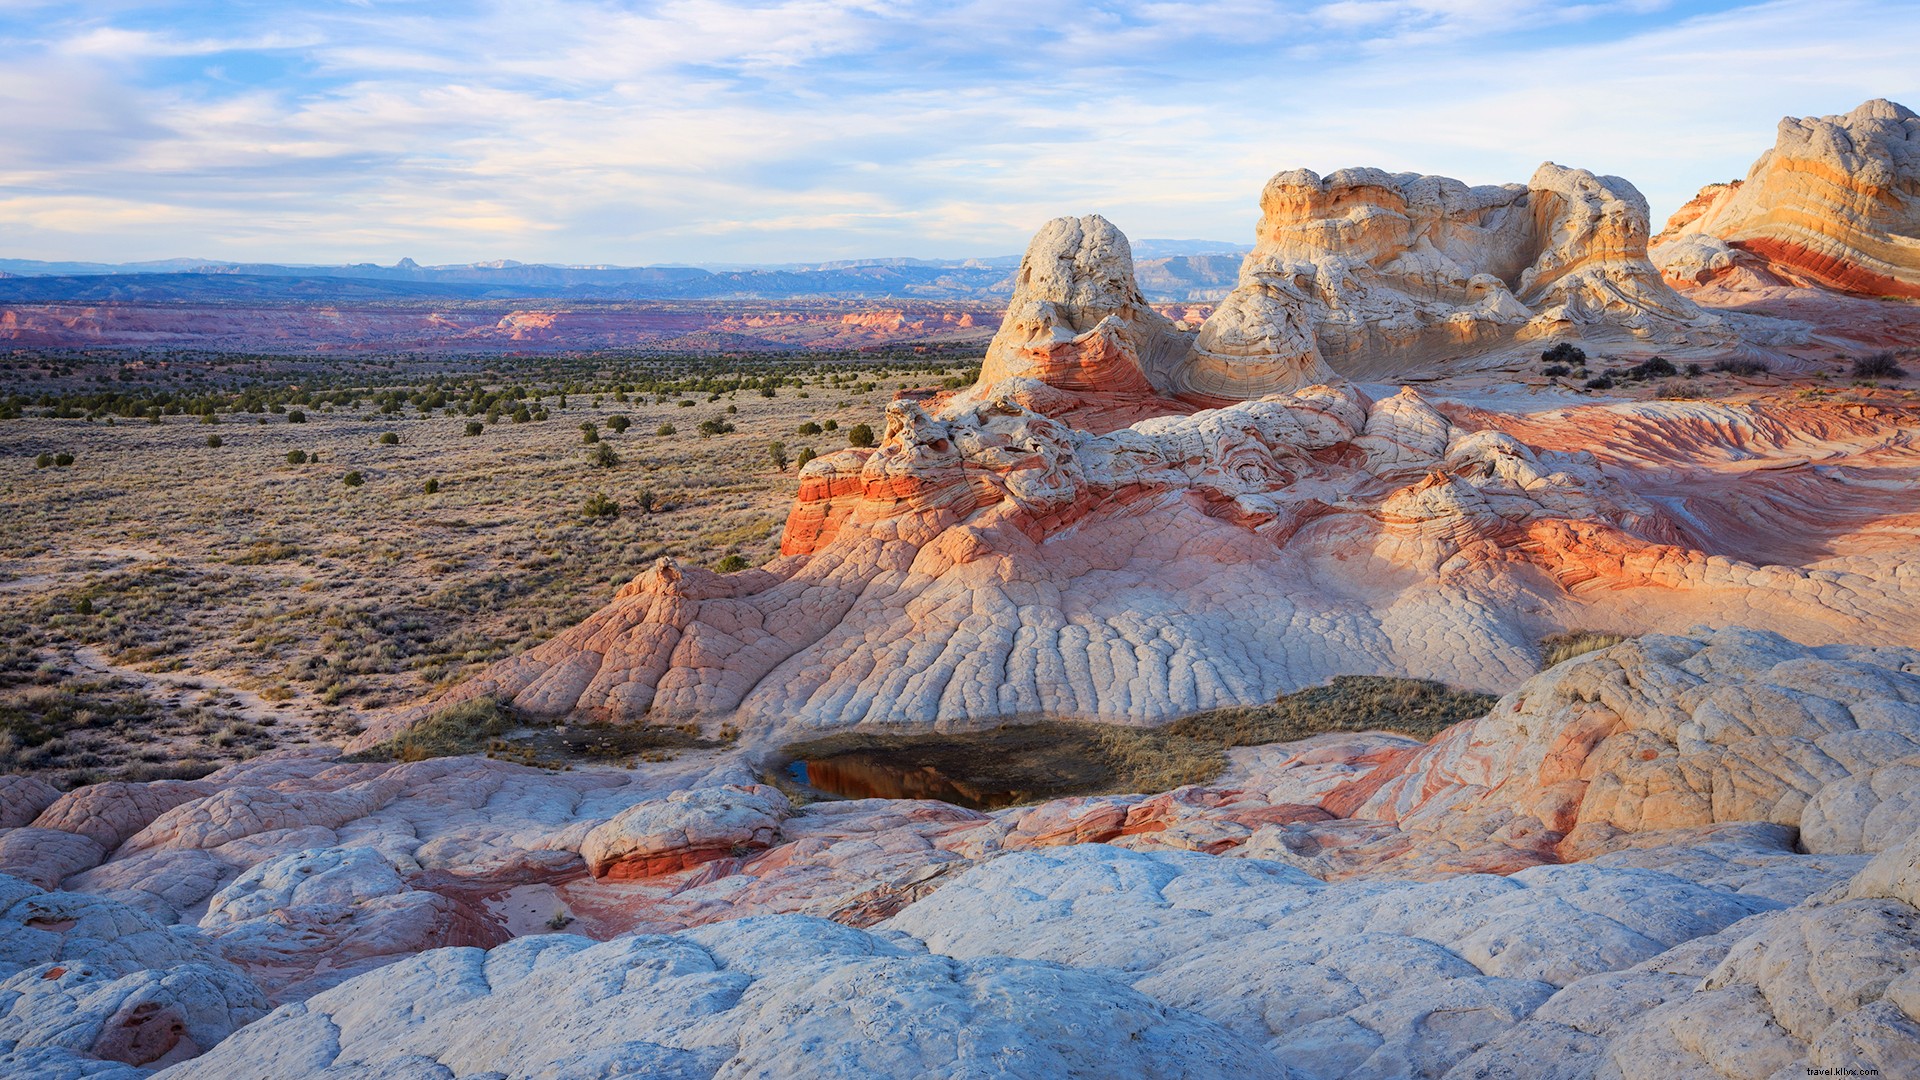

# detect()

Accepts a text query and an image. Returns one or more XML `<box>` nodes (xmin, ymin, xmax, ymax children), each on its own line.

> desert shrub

<box><xmin>201</xmin><ymin>412</ymin><xmax>219</xmax><ymax>425</ymax></box>
<box><xmin>287</xmin><ymin>410</ymin><xmax>306</xmax><ymax>423</ymax></box>
<box><xmin>768</xmin><ymin>441</ymin><xmax>789</xmax><ymax>472</ymax></box>
<box><xmin>512</xmin><ymin>407</ymin><xmax>531</xmax><ymax>423</ymax></box>
<box><xmin>378</xmin><ymin>432</ymin><xmax>399</xmax><ymax>445</ymax></box>
<box><xmin>823</xmin><ymin>419</ymin><xmax>838</xmax><ymax>432</ymax></box>
<box><xmin>715</xmin><ymin>554</ymin><xmax>749</xmax><ymax>573</ymax></box>
<box><xmin>205</xmin><ymin>434</ymin><xmax>222</xmax><ymax>448</ymax></box>
<box><xmin>34</xmin><ymin>452</ymin><xmax>53</xmax><ymax>468</ymax></box>
<box><xmin>655</xmin><ymin>422</ymin><xmax>676</xmax><ymax>436</ymax></box>
<box><xmin>1541</xmin><ymin>364</ymin><xmax>1570</xmax><ymax>378</ymax></box>
<box><xmin>1583</xmin><ymin>376</ymin><xmax>1614</xmax><ymax>391</ymax></box>
<box><xmin>463</xmin><ymin>421</ymin><xmax>484</xmax><ymax>436</ymax></box>
<box><xmin>1539</xmin><ymin>630</ymin><xmax>1632</xmax><ymax>669</ymax></box>
<box><xmin>1541</xmin><ymin>343</ymin><xmax>1586</xmax><ymax>366</ymax></box>
<box><xmin>847</xmin><ymin>423</ymin><xmax>876</xmax><ymax>448</ymax></box>
<box><xmin>342</xmin><ymin>471</ymin><xmax>364</xmax><ymax>487</ymax></box>
<box><xmin>636</xmin><ymin>489</ymin><xmax>657</xmax><ymax>514</ymax></box>
<box><xmin>580</xmin><ymin>421</ymin><xmax>599</xmax><ymax>444</ymax></box>
<box><xmin>676</xmin><ymin>399</ymin><xmax>694</xmax><ymax>408</ymax></box>
<box><xmin>1621</xmin><ymin>356</ymin><xmax>1677</xmax><ymax>380</ymax></box>
<box><xmin>607</xmin><ymin>414</ymin><xmax>631</xmax><ymax>433</ymax></box>
<box><xmin>795</xmin><ymin>446</ymin><xmax>817</xmax><ymax>469</ymax></box>
<box><xmin>286</xmin><ymin>449</ymin><xmax>307</xmax><ymax>465</ymax></box>
<box><xmin>697</xmin><ymin>418</ymin><xmax>735</xmax><ymax>438</ymax></box>
<box><xmin>423</xmin><ymin>479</ymin><xmax>440</xmax><ymax>494</ymax></box>
<box><xmin>726</xmin><ymin>404</ymin><xmax>738</xmax><ymax>415</ymax></box>
<box><xmin>581</xmin><ymin>492</ymin><xmax>620</xmax><ymax>519</ymax></box>
<box><xmin>1853</xmin><ymin>351</ymin><xmax>1907</xmax><ymax>379</ymax></box>
<box><xmin>797</xmin><ymin>421</ymin><xmax>823</xmax><ymax>435</ymax></box>
<box><xmin>353</xmin><ymin>696</ymin><xmax>517</xmax><ymax>762</ymax></box>
<box><xmin>587</xmin><ymin>443</ymin><xmax>620</xmax><ymax>468</ymax></box>
<box><xmin>1711</xmin><ymin>358</ymin><xmax>1769</xmax><ymax>377</ymax></box>
<box><xmin>1656</xmin><ymin>381</ymin><xmax>1708</xmax><ymax>400</ymax></box>
<box><xmin>1167</xmin><ymin>675</ymin><xmax>1498</xmax><ymax>746</ymax></box>
<box><xmin>53</xmin><ymin>453</ymin><xmax>73</xmax><ymax>466</ymax></box>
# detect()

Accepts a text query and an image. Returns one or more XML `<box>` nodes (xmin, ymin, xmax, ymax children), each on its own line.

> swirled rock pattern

<box><xmin>1654</xmin><ymin>99</ymin><xmax>1920</xmax><ymax>298</ymax></box>
<box><xmin>3</xmin><ymin>630</ymin><xmax>1920</xmax><ymax>1075</ymax></box>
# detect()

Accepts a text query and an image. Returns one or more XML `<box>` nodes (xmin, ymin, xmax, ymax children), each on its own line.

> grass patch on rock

<box><xmin>1539</xmin><ymin>630</ymin><xmax>1632</xmax><ymax>670</ymax></box>
<box><xmin>352</xmin><ymin>696</ymin><xmax>519</xmax><ymax>762</ymax></box>
<box><xmin>1166</xmin><ymin>675</ymin><xmax>1498</xmax><ymax>746</ymax></box>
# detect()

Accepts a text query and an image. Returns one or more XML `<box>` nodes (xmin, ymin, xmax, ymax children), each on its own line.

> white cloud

<box><xmin>0</xmin><ymin>0</ymin><xmax>1913</xmax><ymax>263</ymax></box>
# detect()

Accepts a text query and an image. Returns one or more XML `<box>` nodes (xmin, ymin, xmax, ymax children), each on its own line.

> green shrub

<box><xmin>847</xmin><ymin>423</ymin><xmax>876</xmax><ymax>448</ymax></box>
<box><xmin>715</xmin><ymin>554</ymin><xmax>749</xmax><ymax>573</ymax></box>
<box><xmin>823</xmin><ymin>419</ymin><xmax>838</xmax><ymax>432</ymax></box>
<box><xmin>795</xmin><ymin>446</ymin><xmax>816</xmax><ymax>469</ymax></box>
<box><xmin>423</xmin><ymin>478</ymin><xmax>440</xmax><ymax>494</ymax></box>
<box><xmin>463</xmin><ymin>421</ymin><xmax>484</xmax><ymax>436</ymax></box>
<box><xmin>636</xmin><ymin>489</ymin><xmax>657</xmax><ymax>514</ymax></box>
<box><xmin>206</xmin><ymin>434</ymin><xmax>222</xmax><ymax>448</ymax></box>
<box><xmin>607</xmin><ymin>414</ymin><xmax>631</xmax><ymax>433</ymax></box>
<box><xmin>53</xmin><ymin>453</ymin><xmax>73</xmax><ymax>466</ymax></box>
<box><xmin>768</xmin><ymin>441</ymin><xmax>789</xmax><ymax>472</ymax></box>
<box><xmin>580</xmin><ymin>421</ymin><xmax>599</xmax><ymax>444</ymax></box>
<box><xmin>655</xmin><ymin>422</ymin><xmax>676</xmax><ymax>436</ymax></box>
<box><xmin>797</xmin><ymin>421</ymin><xmax>823</xmax><ymax>436</ymax></box>
<box><xmin>342</xmin><ymin>471</ymin><xmax>365</xmax><ymax>487</ymax></box>
<box><xmin>34</xmin><ymin>452</ymin><xmax>53</xmax><ymax>468</ymax></box>
<box><xmin>582</xmin><ymin>492</ymin><xmax>619</xmax><ymax>519</ymax></box>
<box><xmin>287</xmin><ymin>410</ymin><xmax>306</xmax><ymax>423</ymax></box>
<box><xmin>587</xmin><ymin>443</ymin><xmax>620</xmax><ymax>468</ymax></box>
<box><xmin>286</xmin><ymin>449</ymin><xmax>307</xmax><ymax>465</ymax></box>
<box><xmin>697</xmin><ymin>418</ymin><xmax>735</xmax><ymax>438</ymax></box>
<box><xmin>378</xmin><ymin>432</ymin><xmax>399</xmax><ymax>445</ymax></box>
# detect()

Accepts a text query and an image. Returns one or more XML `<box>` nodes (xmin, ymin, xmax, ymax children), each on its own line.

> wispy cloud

<box><xmin>0</xmin><ymin>0</ymin><xmax>1913</xmax><ymax>264</ymax></box>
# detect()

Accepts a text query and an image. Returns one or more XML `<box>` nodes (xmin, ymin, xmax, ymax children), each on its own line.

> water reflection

<box><xmin>787</xmin><ymin>754</ymin><xmax>1033</xmax><ymax>810</ymax></box>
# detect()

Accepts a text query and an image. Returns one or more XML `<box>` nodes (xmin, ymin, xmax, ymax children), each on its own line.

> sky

<box><xmin>0</xmin><ymin>0</ymin><xmax>1915</xmax><ymax>267</ymax></box>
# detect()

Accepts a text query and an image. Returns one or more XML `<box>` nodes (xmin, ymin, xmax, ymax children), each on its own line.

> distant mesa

<box><xmin>1654</xmin><ymin>98</ymin><xmax>1920</xmax><ymax>297</ymax></box>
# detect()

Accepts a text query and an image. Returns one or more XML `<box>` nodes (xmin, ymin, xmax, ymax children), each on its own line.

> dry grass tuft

<box><xmin>352</xmin><ymin>696</ymin><xmax>518</xmax><ymax>762</ymax></box>
<box><xmin>1539</xmin><ymin>630</ymin><xmax>1632</xmax><ymax>670</ymax></box>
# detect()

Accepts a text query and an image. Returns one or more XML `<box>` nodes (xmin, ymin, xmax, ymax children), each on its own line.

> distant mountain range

<box><xmin>0</xmin><ymin>241</ymin><xmax>1252</xmax><ymax>304</ymax></box>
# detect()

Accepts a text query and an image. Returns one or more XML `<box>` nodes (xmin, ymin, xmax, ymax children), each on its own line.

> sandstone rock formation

<box><xmin>377</xmin><ymin>374</ymin><xmax>1920</xmax><ymax>741</ymax></box>
<box><xmin>1262</xmin><ymin>163</ymin><xmax>1735</xmax><ymax>373</ymax></box>
<box><xmin>7</xmin><ymin>630</ymin><xmax>1920</xmax><ymax>1075</ymax></box>
<box><xmin>1654</xmin><ymin>99</ymin><xmax>1920</xmax><ymax>297</ymax></box>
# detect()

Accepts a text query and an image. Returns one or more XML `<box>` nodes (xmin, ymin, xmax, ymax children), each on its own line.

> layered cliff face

<box><xmin>1653</xmin><ymin>99</ymin><xmax>1920</xmax><ymax>297</ymax></box>
<box><xmin>1253</xmin><ymin>163</ymin><xmax>1734</xmax><ymax>374</ymax></box>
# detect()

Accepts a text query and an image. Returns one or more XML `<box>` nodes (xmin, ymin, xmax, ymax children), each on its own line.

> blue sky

<box><xmin>1</xmin><ymin>0</ymin><xmax>1915</xmax><ymax>265</ymax></box>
